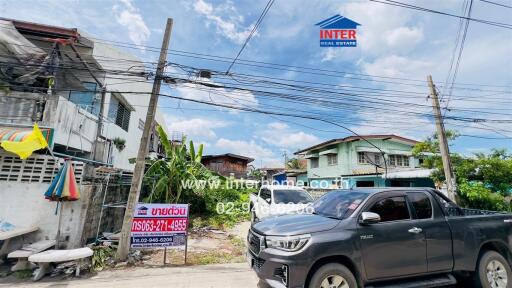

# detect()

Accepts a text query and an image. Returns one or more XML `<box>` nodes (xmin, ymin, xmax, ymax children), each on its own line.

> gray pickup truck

<box><xmin>247</xmin><ymin>188</ymin><xmax>512</xmax><ymax>288</ymax></box>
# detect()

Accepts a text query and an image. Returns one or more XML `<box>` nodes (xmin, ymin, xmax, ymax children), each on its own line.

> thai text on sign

<box><xmin>130</xmin><ymin>203</ymin><xmax>189</xmax><ymax>248</ymax></box>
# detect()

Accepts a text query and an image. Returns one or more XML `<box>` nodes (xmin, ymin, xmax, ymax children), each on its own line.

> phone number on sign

<box><xmin>131</xmin><ymin>218</ymin><xmax>188</xmax><ymax>232</ymax></box>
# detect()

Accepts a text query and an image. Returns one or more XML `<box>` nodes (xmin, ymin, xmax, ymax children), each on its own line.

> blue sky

<box><xmin>1</xmin><ymin>0</ymin><xmax>511</xmax><ymax>166</ymax></box>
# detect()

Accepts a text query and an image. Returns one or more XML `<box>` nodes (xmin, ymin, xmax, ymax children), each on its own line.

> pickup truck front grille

<box><xmin>248</xmin><ymin>230</ymin><xmax>263</xmax><ymax>255</ymax></box>
<box><xmin>254</xmin><ymin>257</ymin><xmax>265</xmax><ymax>271</ymax></box>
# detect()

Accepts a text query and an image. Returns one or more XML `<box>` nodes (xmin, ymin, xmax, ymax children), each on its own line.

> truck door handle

<box><xmin>408</xmin><ymin>227</ymin><xmax>422</xmax><ymax>234</ymax></box>
<box><xmin>505</xmin><ymin>219</ymin><xmax>512</xmax><ymax>223</ymax></box>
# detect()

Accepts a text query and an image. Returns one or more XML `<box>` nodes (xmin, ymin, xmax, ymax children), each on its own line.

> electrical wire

<box><xmin>225</xmin><ymin>0</ymin><xmax>275</xmax><ymax>74</ymax></box>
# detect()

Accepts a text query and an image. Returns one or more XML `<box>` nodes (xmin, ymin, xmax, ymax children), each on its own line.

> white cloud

<box><xmin>362</xmin><ymin>55</ymin><xmax>433</xmax><ymax>79</ymax></box>
<box><xmin>267</xmin><ymin>122</ymin><xmax>288</xmax><ymax>130</ymax></box>
<box><xmin>386</xmin><ymin>26</ymin><xmax>424</xmax><ymax>49</ymax></box>
<box><xmin>258</xmin><ymin>122</ymin><xmax>320</xmax><ymax>151</ymax></box>
<box><xmin>214</xmin><ymin>138</ymin><xmax>273</xmax><ymax>158</ymax></box>
<box><xmin>164</xmin><ymin>116</ymin><xmax>230</xmax><ymax>139</ymax></box>
<box><xmin>113</xmin><ymin>0</ymin><xmax>150</xmax><ymax>46</ymax></box>
<box><xmin>193</xmin><ymin>0</ymin><xmax>253</xmax><ymax>44</ymax></box>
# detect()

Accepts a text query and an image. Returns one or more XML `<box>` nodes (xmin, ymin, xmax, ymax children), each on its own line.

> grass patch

<box><xmin>14</xmin><ymin>270</ymin><xmax>32</xmax><ymax>279</ymax></box>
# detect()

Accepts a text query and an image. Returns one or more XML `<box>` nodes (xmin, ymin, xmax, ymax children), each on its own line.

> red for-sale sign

<box><xmin>131</xmin><ymin>204</ymin><xmax>189</xmax><ymax>248</ymax></box>
<box><xmin>131</xmin><ymin>218</ymin><xmax>188</xmax><ymax>232</ymax></box>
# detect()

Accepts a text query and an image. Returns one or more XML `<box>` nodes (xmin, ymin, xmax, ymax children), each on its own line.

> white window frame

<box><xmin>327</xmin><ymin>154</ymin><xmax>337</xmax><ymax>166</ymax></box>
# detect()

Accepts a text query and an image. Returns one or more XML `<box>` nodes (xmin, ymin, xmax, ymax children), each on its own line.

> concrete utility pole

<box><xmin>116</xmin><ymin>18</ymin><xmax>173</xmax><ymax>261</ymax></box>
<box><xmin>427</xmin><ymin>75</ymin><xmax>457</xmax><ymax>203</ymax></box>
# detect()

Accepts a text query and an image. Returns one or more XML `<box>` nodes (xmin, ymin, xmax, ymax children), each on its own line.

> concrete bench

<box><xmin>28</xmin><ymin>247</ymin><xmax>93</xmax><ymax>281</ymax></box>
<box><xmin>7</xmin><ymin>240</ymin><xmax>56</xmax><ymax>271</ymax></box>
<box><xmin>0</xmin><ymin>225</ymin><xmax>39</xmax><ymax>263</ymax></box>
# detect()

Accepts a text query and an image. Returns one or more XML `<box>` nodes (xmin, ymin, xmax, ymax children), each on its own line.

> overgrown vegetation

<box><xmin>91</xmin><ymin>245</ymin><xmax>115</xmax><ymax>271</ymax></box>
<box><xmin>190</xmin><ymin>186</ymin><xmax>253</xmax><ymax>229</ymax></box>
<box><xmin>413</xmin><ymin>131</ymin><xmax>512</xmax><ymax>211</ymax></box>
<box><xmin>143</xmin><ymin>125</ymin><xmax>219</xmax><ymax>204</ymax></box>
<box><xmin>142</xmin><ymin>127</ymin><xmax>256</xmax><ymax>229</ymax></box>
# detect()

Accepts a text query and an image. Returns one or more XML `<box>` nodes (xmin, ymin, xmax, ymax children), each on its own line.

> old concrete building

<box><xmin>0</xmin><ymin>19</ymin><xmax>168</xmax><ymax>249</ymax></box>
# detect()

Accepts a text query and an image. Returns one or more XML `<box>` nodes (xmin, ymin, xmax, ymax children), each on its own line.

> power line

<box><xmin>369</xmin><ymin>0</ymin><xmax>512</xmax><ymax>29</ymax></box>
<box><xmin>1</xmin><ymin>26</ymin><xmax>511</xmax><ymax>90</ymax></box>
<box><xmin>480</xmin><ymin>0</ymin><xmax>512</xmax><ymax>9</ymax></box>
<box><xmin>225</xmin><ymin>0</ymin><xmax>275</xmax><ymax>74</ymax></box>
<box><xmin>443</xmin><ymin>0</ymin><xmax>473</xmax><ymax>114</ymax></box>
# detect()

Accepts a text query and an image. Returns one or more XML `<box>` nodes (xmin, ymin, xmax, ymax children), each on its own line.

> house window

<box><xmin>138</xmin><ymin>119</ymin><xmax>145</xmax><ymax>130</ymax></box>
<box><xmin>68</xmin><ymin>82</ymin><xmax>100</xmax><ymax>115</ymax></box>
<box><xmin>358</xmin><ymin>152</ymin><xmax>381</xmax><ymax>165</ymax></box>
<box><xmin>389</xmin><ymin>155</ymin><xmax>410</xmax><ymax>167</ymax></box>
<box><xmin>358</xmin><ymin>152</ymin><xmax>366</xmax><ymax>164</ymax></box>
<box><xmin>310</xmin><ymin>158</ymin><xmax>319</xmax><ymax>168</ymax></box>
<box><xmin>374</xmin><ymin>154</ymin><xmax>382</xmax><ymax>165</ymax></box>
<box><xmin>108</xmin><ymin>95</ymin><xmax>131</xmax><ymax>131</ymax></box>
<box><xmin>327</xmin><ymin>154</ymin><xmax>337</xmax><ymax>166</ymax></box>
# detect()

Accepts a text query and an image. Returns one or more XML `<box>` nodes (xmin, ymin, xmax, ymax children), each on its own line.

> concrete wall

<box><xmin>0</xmin><ymin>182</ymin><xmax>90</xmax><ymax>249</ymax></box>
<box><xmin>81</xmin><ymin>182</ymin><xmax>129</xmax><ymax>244</ymax></box>
<box><xmin>52</xmin><ymin>97</ymin><xmax>98</xmax><ymax>153</ymax></box>
<box><xmin>91</xmin><ymin>42</ymin><xmax>169</xmax><ymax>171</ymax></box>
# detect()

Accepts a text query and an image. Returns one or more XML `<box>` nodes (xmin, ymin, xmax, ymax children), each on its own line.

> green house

<box><xmin>295</xmin><ymin>135</ymin><xmax>435</xmax><ymax>189</ymax></box>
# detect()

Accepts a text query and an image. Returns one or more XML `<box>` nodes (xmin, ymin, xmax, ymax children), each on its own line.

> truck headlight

<box><xmin>265</xmin><ymin>234</ymin><xmax>311</xmax><ymax>252</ymax></box>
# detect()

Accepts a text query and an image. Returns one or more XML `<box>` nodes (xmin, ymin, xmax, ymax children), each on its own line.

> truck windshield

<box><xmin>273</xmin><ymin>190</ymin><xmax>313</xmax><ymax>204</ymax></box>
<box><xmin>312</xmin><ymin>191</ymin><xmax>369</xmax><ymax>219</ymax></box>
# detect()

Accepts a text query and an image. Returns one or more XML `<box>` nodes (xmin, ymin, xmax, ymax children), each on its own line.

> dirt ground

<box><xmin>141</xmin><ymin>221</ymin><xmax>250</xmax><ymax>266</ymax></box>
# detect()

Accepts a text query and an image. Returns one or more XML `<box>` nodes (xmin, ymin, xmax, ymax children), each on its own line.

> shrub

<box><xmin>190</xmin><ymin>186</ymin><xmax>255</xmax><ymax>229</ymax></box>
<box><xmin>458</xmin><ymin>181</ymin><xmax>509</xmax><ymax>212</ymax></box>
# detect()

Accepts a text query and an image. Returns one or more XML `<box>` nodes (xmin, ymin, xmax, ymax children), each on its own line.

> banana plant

<box><xmin>143</xmin><ymin>125</ymin><xmax>214</xmax><ymax>203</ymax></box>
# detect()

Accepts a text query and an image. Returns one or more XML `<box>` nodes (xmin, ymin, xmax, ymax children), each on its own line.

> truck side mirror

<box><xmin>360</xmin><ymin>212</ymin><xmax>381</xmax><ymax>225</ymax></box>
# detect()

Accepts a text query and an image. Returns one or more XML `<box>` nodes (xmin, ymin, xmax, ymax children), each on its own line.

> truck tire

<box><xmin>308</xmin><ymin>263</ymin><xmax>357</xmax><ymax>288</ymax></box>
<box><xmin>474</xmin><ymin>250</ymin><xmax>512</xmax><ymax>288</ymax></box>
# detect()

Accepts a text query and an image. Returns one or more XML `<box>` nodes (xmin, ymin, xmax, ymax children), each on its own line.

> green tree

<box><xmin>143</xmin><ymin>126</ymin><xmax>217</xmax><ymax>203</ymax></box>
<box><xmin>413</xmin><ymin>132</ymin><xmax>511</xmax><ymax>211</ymax></box>
<box><xmin>286</xmin><ymin>158</ymin><xmax>306</xmax><ymax>169</ymax></box>
<box><xmin>248</xmin><ymin>168</ymin><xmax>263</xmax><ymax>179</ymax></box>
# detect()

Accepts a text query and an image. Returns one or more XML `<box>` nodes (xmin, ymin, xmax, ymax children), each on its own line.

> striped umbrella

<box><xmin>44</xmin><ymin>159</ymin><xmax>80</xmax><ymax>201</ymax></box>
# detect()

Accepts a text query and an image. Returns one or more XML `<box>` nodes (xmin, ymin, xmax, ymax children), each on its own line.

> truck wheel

<box><xmin>475</xmin><ymin>250</ymin><xmax>511</xmax><ymax>288</ymax></box>
<box><xmin>308</xmin><ymin>263</ymin><xmax>357</xmax><ymax>288</ymax></box>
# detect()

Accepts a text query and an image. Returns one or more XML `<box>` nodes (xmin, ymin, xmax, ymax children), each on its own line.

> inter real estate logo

<box><xmin>316</xmin><ymin>14</ymin><xmax>361</xmax><ymax>47</ymax></box>
<box><xmin>137</xmin><ymin>206</ymin><xmax>148</xmax><ymax>216</ymax></box>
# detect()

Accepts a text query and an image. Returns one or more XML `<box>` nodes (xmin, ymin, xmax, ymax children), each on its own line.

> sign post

<box><xmin>130</xmin><ymin>203</ymin><xmax>189</xmax><ymax>264</ymax></box>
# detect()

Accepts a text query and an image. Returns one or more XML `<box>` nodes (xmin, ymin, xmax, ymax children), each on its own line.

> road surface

<box><xmin>0</xmin><ymin>263</ymin><xmax>260</xmax><ymax>288</ymax></box>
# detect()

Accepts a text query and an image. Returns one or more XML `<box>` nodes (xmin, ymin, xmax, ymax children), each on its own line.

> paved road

<box><xmin>0</xmin><ymin>263</ymin><xmax>260</xmax><ymax>288</ymax></box>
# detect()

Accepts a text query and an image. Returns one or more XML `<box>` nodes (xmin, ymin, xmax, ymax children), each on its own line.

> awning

<box><xmin>0</xmin><ymin>126</ymin><xmax>54</xmax><ymax>147</ymax></box>
<box><xmin>355</xmin><ymin>147</ymin><xmax>381</xmax><ymax>153</ymax></box>
<box><xmin>319</xmin><ymin>148</ymin><xmax>338</xmax><ymax>155</ymax></box>
<box><xmin>383</xmin><ymin>169</ymin><xmax>434</xmax><ymax>179</ymax></box>
<box><xmin>388</xmin><ymin>150</ymin><xmax>412</xmax><ymax>156</ymax></box>
<box><xmin>355</xmin><ymin>147</ymin><xmax>412</xmax><ymax>156</ymax></box>
<box><xmin>304</xmin><ymin>152</ymin><xmax>319</xmax><ymax>159</ymax></box>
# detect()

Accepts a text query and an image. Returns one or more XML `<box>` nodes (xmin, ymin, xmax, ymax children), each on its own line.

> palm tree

<box><xmin>143</xmin><ymin>125</ymin><xmax>215</xmax><ymax>203</ymax></box>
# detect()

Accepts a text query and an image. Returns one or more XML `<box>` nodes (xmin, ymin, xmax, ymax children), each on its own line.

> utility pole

<box><xmin>116</xmin><ymin>18</ymin><xmax>173</xmax><ymax>261</ymax></box>
<box><xmin>427</xmin><ymin>75</ymin><xmax>457</xmax><ymax>202</ymax></box>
